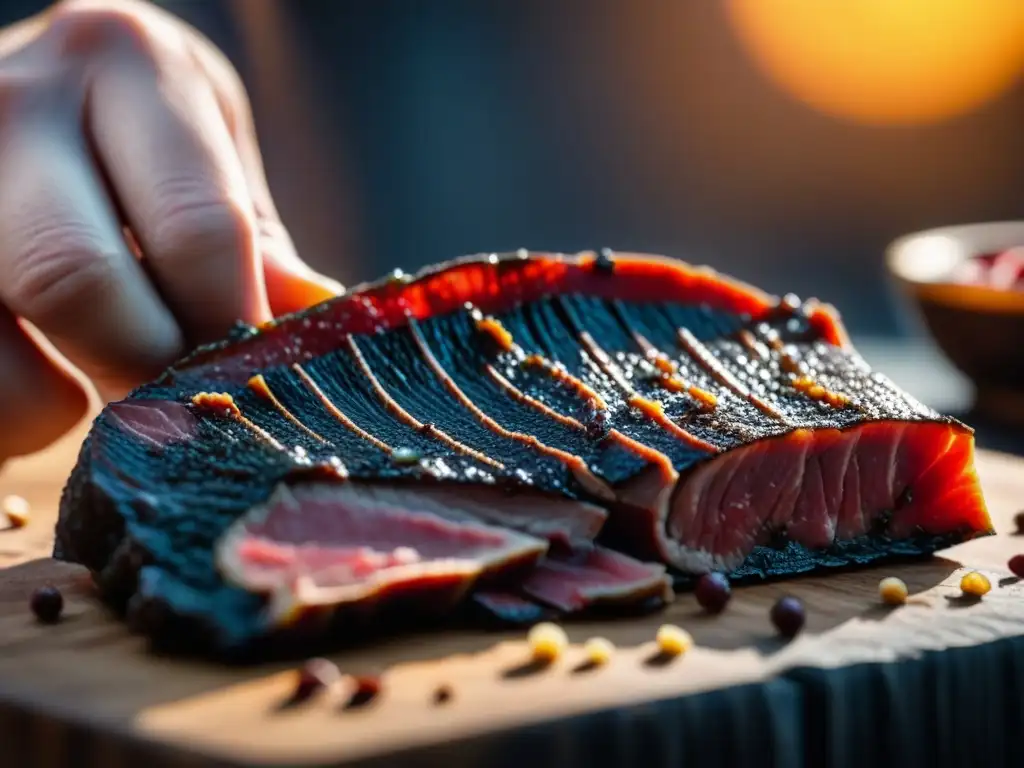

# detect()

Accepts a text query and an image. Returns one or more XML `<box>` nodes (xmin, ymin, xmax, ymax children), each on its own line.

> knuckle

<box><xmin>151</xmin><ymin>187</ymin><xmax>254</xmax><ymax>266</ymax></box>
<box><xmin>7</xmin><ymin>233</ymin><xmax>116</xmax><ymax>322</ymax></box>
<box><xmin>45</xmin><ymin>2</ymin><xmax>155</xmax><ymax>61</ymax></box>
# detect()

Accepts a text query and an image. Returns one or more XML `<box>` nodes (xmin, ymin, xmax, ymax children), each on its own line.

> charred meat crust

<box><xmin>53</xmin><ymin>250</ymin><xmax>992</xmax><ymax>656</ymax></box>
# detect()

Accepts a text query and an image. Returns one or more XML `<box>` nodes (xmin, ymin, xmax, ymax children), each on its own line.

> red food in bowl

<box><xmin>951</xmin><ymin>247</ymin><xmax>1024</xmax><ymax>291</ymax></box>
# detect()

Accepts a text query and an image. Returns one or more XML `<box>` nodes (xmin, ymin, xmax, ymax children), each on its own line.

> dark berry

<box><xmin>1009</xmin><ymin>555</ymin><xmax>1024</xmax><ymax>579</ymax></box>
<box><xmin>30</xmin><ymin>585</ymin><xmax>63</xmax><ymax>624</ymax></box>
<box><xmin>291</xmin><ymin>658</ymin><xmax>341</xmax><ymax>703</ymax></box>
<box><xmin>770</xmin><ymin>596</ymin><xmax>805</xmax><ymax>639</ymax></box>
<box><xmin>1015</xmin><ymin>511</ymin><xmax>1024</xmax><ymax>535</ymax></box>
<box><xmin>433</xmin><ymin>684</ymin><xmax>453</xmax><ymax>705</ymax></box>
<box><xmin>345</xmin><ymin>675</ymin><xmax>382</xmax><ymax>709</ymax></box>
<box><xmin>694</xmin><ymin>573</ymin><xmax>731</xmax><ymax>614</ymax></box>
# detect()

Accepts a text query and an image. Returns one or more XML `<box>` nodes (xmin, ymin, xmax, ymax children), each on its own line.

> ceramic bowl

<box><xmin>886</xmin><ymin>221</ymin><xmax>1024</xmax><ymax>424</ymax></box>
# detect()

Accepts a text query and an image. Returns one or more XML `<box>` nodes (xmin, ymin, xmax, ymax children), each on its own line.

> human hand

<box><xmin>0</xmin><ymin>0</ymin><xmax>344</xmax><ymax>462</ymax></box>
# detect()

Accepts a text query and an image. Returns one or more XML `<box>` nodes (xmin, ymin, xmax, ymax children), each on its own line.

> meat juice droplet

<box><xmin>1008</xmin><ymin>555</ymin><xmax>1024</xmax><ymax>579</ymax></box>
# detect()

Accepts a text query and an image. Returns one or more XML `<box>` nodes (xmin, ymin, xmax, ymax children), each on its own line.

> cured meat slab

<box><xmin>1</xmin><ymin>421</ymin><xmax>1024</xmax><ymax>768</ymax></box>
<box><xmin>53</xmin><ymin>251</ymin><xmax>991</xmax><ymax>655</ymax></box>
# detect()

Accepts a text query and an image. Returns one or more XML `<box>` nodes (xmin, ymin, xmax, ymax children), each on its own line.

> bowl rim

<box><xmin>886</xmin><ymin>220</ymin><xmax>1024</xmax><ymax>313</ymax></box>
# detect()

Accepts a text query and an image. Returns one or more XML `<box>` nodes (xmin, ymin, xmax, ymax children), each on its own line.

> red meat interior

<box><xmin>668</xmin><ymin>420</ymin><xmax>990</xmax><ymax>570</ymax></box>
<box><xmin>521</xmin><ymin>545</ymin><xmax>670</xmax><ymax>612</ymax></box>
<box><xmin>218</xmin><ymin>484</ymin><xmax>547</xmax><ymax>607</ymax></box>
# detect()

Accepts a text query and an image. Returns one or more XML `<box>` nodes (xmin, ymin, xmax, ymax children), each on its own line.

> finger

<box><xmin>87</xmin><ymin>50</ymin><xmax>271</xmax><ymax>345</ymax></box>
<box><xmin>190</xmin><ymin>44</ymin><xmax>346</xmax><ymax>314</ymax></box>
<box><xmin>0</xmin><ymin>306</ymin><xmax>89</xmax><ymax>461</ymax></box>
<box><xmin>259</xmin><ymin>219</ymin><xmax>346</xmax><ymax>316</ymax></box>
<box><xmin>0</xmin><ymin>108</ymin><xmax>184</xmax><ymax>393</ymax></box>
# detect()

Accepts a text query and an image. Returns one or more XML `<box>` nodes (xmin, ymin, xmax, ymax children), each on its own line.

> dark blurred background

<box><xmin>5</xmin><ymin>1</ymin><xmax>1024</xmax><ymax>353</ymax></box>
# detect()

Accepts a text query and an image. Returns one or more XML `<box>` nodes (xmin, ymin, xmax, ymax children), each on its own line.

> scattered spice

<box><xmin>655</xmin><ymin>624</ymin><xmax>693</xmax><ymax>656</ymax></box>
<box><xmin>290</xmin><ymin>658</ymin><xmax>341</xmax><ymax>704</ymax></box>
<box><xmin>30</xmin><ymin>585</ymin><xmax>63</xmax><ymax>624</ymax></box>
<box><xmin>475</xmin><ymin>316</ymin><xmax>514</xmax><ymax>354</ymax></box>
<box><xmin>1008</xmin><ymin>555</ymin><xmax>1024</xmax><ymax>579</ymax></box>
<box><xmin>346</xmin><ymin>675</ymin><xmax>382</xmax><ymax>709</ymax></box>
<box><xmin>694</xmin><ymin>573</ymin><xmax>732</xmax><ymax>614</ymax></box>
<box><xmin>960</xmin><ymin>571</ymin><xmax>991</xmax><ymax>598</ymax></box>
<box><xmin>582</xmin><ymin>637</ymin><xmax>615</xmax><ymax>666</ymax></box>
<box><xmin>2</xmin><ymin>495</ymin><xmax>30</xmax><ymax>529</ymax></box>
<box><xmin>1015</xmin><ymin>511</ymin><xmax>1024</xmax><ymax>535</ymax></box>
<box><xmin>878</xmin><ymin>576</ymin><xmax>909</xmax><ymax>606</ymax></box>
<box><xmin>770</xmin><ymin>596</ymin><xmax>805</xmax><ymax>639</ymax></box>
<box><xmin>527</xmin><ymin>621</ymin><xmax>569</xmax><ymax>663</ymax></box>
<box><xmin>432</xmin><ymin>684</ymin><xmax>454</xmax><ymax>705</ymax></box>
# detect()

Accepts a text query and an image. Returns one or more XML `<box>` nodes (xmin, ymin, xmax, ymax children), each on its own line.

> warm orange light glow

<box><xmin>725</xmin><ymin>0</ymin><xmax>1024</xmax><ymax>125</ymax></box>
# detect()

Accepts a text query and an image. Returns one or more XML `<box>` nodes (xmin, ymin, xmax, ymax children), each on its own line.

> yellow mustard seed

<box><xmin>878</xmin><ymin>576</ymin><xmax>908</xmax><ymax>605</ymax></box>
<box><xmin>583</xmin><ymin>637</ymin><xmax>615</xmax><ymax>666</ymax></box>
<box><xmin>2</xmin><ymin>495</ymin><xmax>29</xmax><ymax>529</ymax></box>
<box><xmin>960</xmin><ymin>571</ymin><xmax>991</xmax><ymax>598</ymax></box>
<box><xmin>527</xmin><ymin>622</ymin><xmax>569</xmax><ymax>663</ymax></box>
<box><xmin>655</xmin><ymin>624</ymin><xmax>693</xmax><ymax>656</ymax></box>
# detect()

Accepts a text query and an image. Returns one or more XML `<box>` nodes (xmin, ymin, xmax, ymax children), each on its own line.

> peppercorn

<box><xmin>2</xmin><ymin>495</ymin><xmax>29</xmax><ymax>529</ymax></box>
<box><xmin>694</xmin><ymin>572</ymin><xmax>732</xmax><ymax>614</ymax></box>
<box><xmin>655</xmin><ymin>624</ymin><xmax>693</xmax><ymax>656</ymax></box>
<box><xmin>1008</xmin><ymin>555</ymin><xmax>1024</xmax><ymax>579</ymax></box>
<box><xmin>770</xmin><ymin>596</ymin><xmax>805</xmax><ymax>639</ymax></box>
<box><xmin>30</xmin><ymin>586</ymin><xmax>63</xmax><ymax>624</ymax></box>
<box><xmin>582</xmin><ymin>637</ymin><xmax>615</xmax><ymax>666</ymax></box>
<box><xmin>527</xmin><ymin>622</ymin><xmax>569</xmax><ymax>663</ymax></box>
<box><xmin>878</xmin><ymin>577</ymin><xmax>909</xmax><ymax>606</ymax></box>
<box><xmin>960</xmin><ymin>571</ymin><xmax>991</xmax><ymax>597</ymax></box>
<box><xmin>432</xmin><ymin>684</ymin><xmax>453</xmax><ymax>705</ymax></box>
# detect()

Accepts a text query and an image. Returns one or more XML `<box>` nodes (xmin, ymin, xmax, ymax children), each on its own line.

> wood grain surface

<box><xmin>2</xmin><ymin>420</ymin><xmax>1024</xmax><ymax>768</ymax></box>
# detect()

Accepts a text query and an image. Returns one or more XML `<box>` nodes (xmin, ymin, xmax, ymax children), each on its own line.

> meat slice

<box><xmin>521</xmin><ymin>545</ymin><xmax>672</xmax><ymax>613</ymax></box>
<box><xmin>217</xmin><ymin>483</ymin><xmax>548</xmax><ymax>626</ymax></box>
<box><xmin>54</xmin><ymin>249</ymin><xmax>993</xmax><ymax>656</ymax></box>
<box><xmin>660</xmin><ymin>421</ymin><xmax>985</xmax><ymax>574</ymax></box>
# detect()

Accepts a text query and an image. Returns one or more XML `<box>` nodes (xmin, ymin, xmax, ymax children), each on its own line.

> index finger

<box><xmin>0</xmin><ymin>109</ymin><xmax>184</xmax><ymax>395</ymax></box>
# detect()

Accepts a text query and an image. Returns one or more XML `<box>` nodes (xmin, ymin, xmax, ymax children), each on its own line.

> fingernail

<box><xmin>267</xmin><ymin>268</ymin><xmax>346</xmax><ymax>316</ymax></box>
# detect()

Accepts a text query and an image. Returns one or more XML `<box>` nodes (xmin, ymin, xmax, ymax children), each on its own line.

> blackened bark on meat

<box><xmin>52</xmin><ymin>250</ymin><xmax>992</xmax><ymax>657</ymax></box>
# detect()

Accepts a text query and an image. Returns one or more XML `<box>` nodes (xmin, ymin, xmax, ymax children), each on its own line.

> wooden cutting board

<box><xmin>2</xmin><ymin>421</ymin><xmax>1024</xmax><ymax>768</ymax></box>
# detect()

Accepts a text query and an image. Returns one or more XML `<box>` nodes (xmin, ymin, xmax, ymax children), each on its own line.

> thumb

<box><xmin>257</xmin><ymin>218</ymin><xmax>346</xmax><ymax>316</ymax></box>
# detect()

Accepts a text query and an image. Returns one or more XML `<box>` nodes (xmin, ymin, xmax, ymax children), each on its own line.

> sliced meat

<box><xmin>217</xmin><ymin>483</ymin><xmax>548</xmax><ymax>625</ymax></box>
<box><xmin>332</xmin><ymin>482</ymin><xmax>608</xmax><ymax>547</ymax></box>
<box><xmin>521</xmin><ymin>544</ymin><xmax>673</xmax><ymax>612</ymax></box>
<box><xmin>655</xmin><ymin>421</ymin><xmax>989</xmax><ymax>574</ymax></box>
<box><xmin>53</xmin><ymin>249</ymin><xmax>993</xmax><ymax>656</ymax></box>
